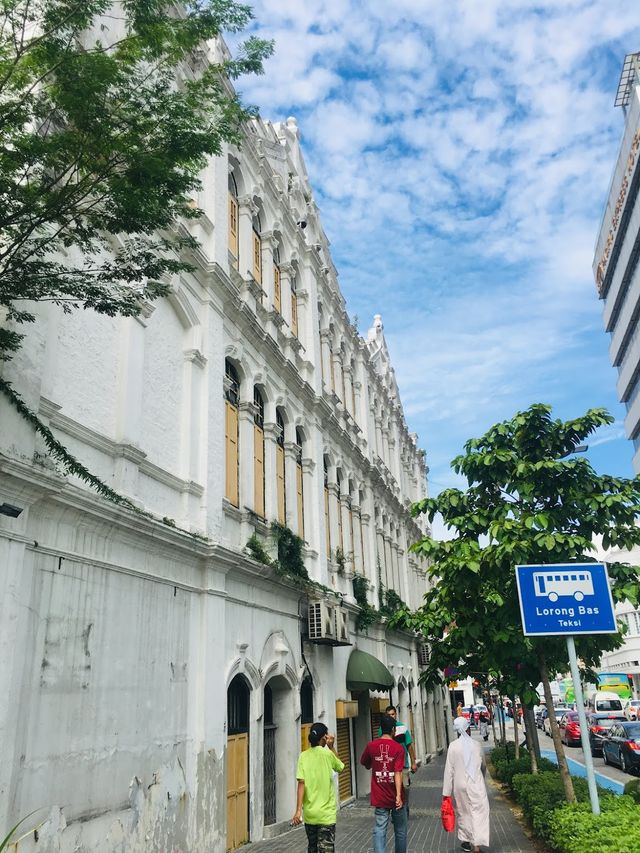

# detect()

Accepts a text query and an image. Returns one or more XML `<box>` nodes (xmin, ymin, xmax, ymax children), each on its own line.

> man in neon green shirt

<box><xmin>291</xmin><ymin>722</ymin><xmax>345</xmax><ymax>852</ymax></box>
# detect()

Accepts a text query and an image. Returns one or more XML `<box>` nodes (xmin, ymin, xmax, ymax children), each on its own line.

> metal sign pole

<box><xmin>566</xmin><ymin>635</ymin><xmax>600</xmax><ymax>815</ymax></box>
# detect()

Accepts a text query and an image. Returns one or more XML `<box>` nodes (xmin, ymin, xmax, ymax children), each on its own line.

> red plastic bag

<box><xmin>441</xmin><ymin>795</ymin><xmax>455</xmax><ymax>832</ymax></box>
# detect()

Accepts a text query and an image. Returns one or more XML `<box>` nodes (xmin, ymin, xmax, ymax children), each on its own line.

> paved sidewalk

<box><xmin>244</xmin><ymin>733</ymin><xmax>536</xmax><ymax>852</ymax></box>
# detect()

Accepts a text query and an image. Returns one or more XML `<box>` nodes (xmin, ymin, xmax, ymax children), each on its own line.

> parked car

<box><xmin>462</xmin><ymin>706</ymin><xmax>477</xmax><ymax>726</ymax></box>
<box><xmin>624</xmin><ymin>699</ymin><xmax>640</xmax><ymax>721</ymax></box>
<box><xmin>558</xmin><ymin>712</ymin><xmax>581</xmax><ymax>746</ymax></box>
<box><xmin>543</xmin><ymin>705</ymin><xmax>571</xmax><ymax>737</ymax></box>
<box><xmin>473</xmin><ymin>704</ymin><xmax>490</xmax><ymax>722</ymax></box>
<box><xmin>587</xmin><ymin>713</ymin><xmax>622</xmax><ymax>756</ymax></box>
<box><xmin>602</xmin><ymin>721</ymin><xmax>640</xmax><ymax>774</ymax></box>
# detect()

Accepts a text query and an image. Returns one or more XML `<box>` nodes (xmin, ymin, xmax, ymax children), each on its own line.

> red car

<box><xmin>559</xmin><ymin>712</ymin><xmax>581</xmax><ymax>746</ymax></box>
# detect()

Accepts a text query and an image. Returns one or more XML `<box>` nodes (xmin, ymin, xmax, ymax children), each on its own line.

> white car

<box><xmin>624</xmin><ymin>699</ymin><xmax>640</xmax><ymax>721</ymax></box>
<box><xmin>543</xmin><ymin>705</ymin><xmax>572</xmax><ymax>737</ymax></box>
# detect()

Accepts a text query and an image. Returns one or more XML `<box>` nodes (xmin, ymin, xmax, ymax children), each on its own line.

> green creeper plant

<box><xmin>404</xmin><ymin>404</ymin><xmax>640</xmax><ymax>802</ymax></box>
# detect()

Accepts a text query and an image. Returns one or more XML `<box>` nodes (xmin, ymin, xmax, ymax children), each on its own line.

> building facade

<box><xmin>593</xmin><ymin>53</ymin><xmax>640</xmax><ymax>701</ymax></box>
<box><xmin>0</xmin><ymin>47</ymin><xmax>448</xmax><ymax>853</ymax></box>
<box><xmin>594</xmin><ymin>52</ymin><xmax>640</xmax><ymax>471</ymax></box>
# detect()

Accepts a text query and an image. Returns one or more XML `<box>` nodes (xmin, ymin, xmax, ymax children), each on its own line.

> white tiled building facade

<box><xmin>593</xmin><ymin>53</ymin><xmax>640</xmax><ymax>700</ymax></box>
<box><xmin>0</xmin><ymin>53</ymin><xmax>448</xmax><ymax>853</ymax></box>
<box><xmin>594</xmin><ymin>53</ymin><xmax>640</xmax><ymax>471</ymax></box>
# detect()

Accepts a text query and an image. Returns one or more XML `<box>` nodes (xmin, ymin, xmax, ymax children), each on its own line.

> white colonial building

<box><xmin>0</xmin><ymin>46</ymin><xmax>448</xmax><ymax>853</ymax></box>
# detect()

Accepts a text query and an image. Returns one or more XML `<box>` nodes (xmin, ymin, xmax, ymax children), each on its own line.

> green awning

<box><xmin>346</xmin><ymin>649</ymin><xmax>394</xmax><ymax>692</ymax></box>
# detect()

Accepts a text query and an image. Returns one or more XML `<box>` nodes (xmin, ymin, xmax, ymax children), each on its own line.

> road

<box><xmin>494</xmin><ymin>715</ymin><xmax>631</xmax><ymax>794</ymax></box>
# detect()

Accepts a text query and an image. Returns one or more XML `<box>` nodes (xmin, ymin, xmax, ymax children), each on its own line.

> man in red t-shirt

<box><xmin>360</xmin><ymin>713</ymin><xmax>408</xmax><ymax>853</ymax></box>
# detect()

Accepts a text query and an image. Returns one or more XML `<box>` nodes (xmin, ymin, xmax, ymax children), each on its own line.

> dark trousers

<box><xmin>304</xmin><ymin>823</ymin><xmax>336</xmax><ymax>853</ymax></box>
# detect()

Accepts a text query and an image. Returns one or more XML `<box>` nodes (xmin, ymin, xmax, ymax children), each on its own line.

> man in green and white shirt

<box><xmin>292</xmin><ymin>722</ymin><xmax>345</xmax><ymax>853</ymax></box>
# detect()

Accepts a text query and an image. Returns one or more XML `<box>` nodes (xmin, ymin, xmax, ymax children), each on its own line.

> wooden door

<box><xmin>336</xmin><ymin>719</ymin><xmax>353</xmax><ymax>802</ymax></box>
<box><xmin>300</xmin><ymin>722</ymin><xmax>312</xmax><ymax>753</ymax></box>
<box><xmin>226</xmin><ymin>733</ymin><xmax>249</xmax><ymax>851</ymax></box>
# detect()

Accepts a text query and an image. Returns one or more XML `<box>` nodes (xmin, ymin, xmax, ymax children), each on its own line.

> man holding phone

<box><xmin>292</xmin><ymin>722</ymin><xmax>344</xmax><ymax>853</ymax></box>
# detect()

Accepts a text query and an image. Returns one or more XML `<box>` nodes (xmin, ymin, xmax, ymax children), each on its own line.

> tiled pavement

<box><xmin>243</xmin><ymin>732</ymin><xmax>536</xmax><ymax>852</ymax></box>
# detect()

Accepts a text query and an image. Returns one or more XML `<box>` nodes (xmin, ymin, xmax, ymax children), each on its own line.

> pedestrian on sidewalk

<box><xmin>360</xmin><ymin>713</ymin><xmax>407</xmax><ymax>853</ymax></box>
<box><xmin>478</xmin><ymin>708</ymin><xmax>489</xmax><ymax>742</ymax></box>
<box><xmin>382</xmin><ymin>705</ymin><xmax>418</xmax><ymax>807</ymax></box>
<box><xmin>291</xmin><ymin>722</ymin><xmax>344</xmax><ymax>853</ymax></box>
<box><xmin>443</xmin><ymin>716</ymin><xmax>490</xmax><ymax>853</ymax></box>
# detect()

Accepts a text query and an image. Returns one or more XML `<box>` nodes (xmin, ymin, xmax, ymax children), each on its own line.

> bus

<box><xmin>533</xmin><ymin>569</ymin><xmax>594</xmax><ymax>602</ymax></box>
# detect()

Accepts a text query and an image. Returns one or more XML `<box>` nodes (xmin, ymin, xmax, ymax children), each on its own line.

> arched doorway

<box><xmin>263</xmin><ymin>683</ymin><xmax>276</xmax><ymax>827</ymax></box>
<box><xmin>262</xmin><ymin>674</ymin><xmax>296</xmax><ymax>826</ymax></box>
<box><xmin>227</xmin><ymin>675</ymin><xmax>250</xmax><ymax>851</ymax></box>
<box><xmin>300</xmin><ymin>675</ymin><xmax>314</xmax><ymax>752</ymax></box>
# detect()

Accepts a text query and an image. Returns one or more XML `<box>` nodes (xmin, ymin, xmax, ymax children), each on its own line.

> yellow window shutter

<box><xmin>252</xmin><ymin>231</ymin><xmax>262</xmax><ymax>284</ymax></box>
<box><xmin>324</xmin><ymin>486</ymin><xmax>331</xmax><ymax>555</ymax></box>
<box><xmin>253</xmin><ymin>424</ymin><xmax>265</xmax><ymax>517</ymax></box>
<box><xmin>349</xmin><ymin>508</ymin><xmax>355</xmax><ymax>570</ymax></box>
<box><xmin>273</xmin><ymin>265</ymin><xmax>281</xmax><ymax>313</ymax></box>
<box><xmin>291</xmin><ymin>290</ymin><xmax>298</xmax><ymax>337</ymax></box>
<box><xmin>276</xmin><ymin>445</ymin><xmax>286</xmax><ymax>524</ymax></box>
<box><xmin>225</xmin><ymin>401</ymin><xmax>239</xmax><ymax>507</ymax></box>
<box><xmin>296</xmin><ymin>462</ymin><xmax>304</xmax><ymax>539</ymax></box>
<box><xmin>228</xmin><ymin>194</ymin><xmax>239</xmax><ymax>266</ymax></box>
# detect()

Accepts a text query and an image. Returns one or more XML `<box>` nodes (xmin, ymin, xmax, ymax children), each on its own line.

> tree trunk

<box><xmin>498</xmin><ymin>696</ymin><xmax>507</xmax><ymax>746</ymax></box>
<box><xmin>512</xmin><ymin>695</ymin><xmax>520</xmax><ymax>759</ymax></box>
<box><xmin>522</xmin><ymin>703</ymin><xmax>539</xmax><ymax>772</ymax></box>
<box><xmin>490</xmin><ymin>697</ymin><xmax>498</xmax><ymax>744</ymax></box>
<box><xmin>538</xmin><ymin>651</ymin><xmax>575</xmax><ymax>803</ymax></box>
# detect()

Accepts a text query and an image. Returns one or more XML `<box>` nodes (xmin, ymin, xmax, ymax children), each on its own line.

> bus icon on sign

<box><xmin>533</xmin><ymin>570</ymin><xmax>594</xmax><ymax>603</ymax></box>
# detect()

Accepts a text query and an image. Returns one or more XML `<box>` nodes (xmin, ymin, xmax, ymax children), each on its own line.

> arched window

<box><xmin>348</xmin><ymin>479</ymin><xmax>356</xmax><ymax>571</ymax></box>
<box><xmin>252</xmin><ymin>212</ymin><xmax>262</xmax><ymax>285</ymax></box>
<box><xmin>295</xmin><ymin>428</ymin><xmax>305</xmax><ymax>539</ymax></box>
<box><xmin>224</xmin><ymin>360</ymin><xmax>240</xmax><ymax>506</ymax></box>
<box><xmin>323</xmin><ymin>457</ymin><xmax>331</xmax><ymax>556</ymax></box>
<box><xmin>228</xmin><ymin>172</ymin><xmax>239</xmax><ymax>269</ymax></box>
<box><xmin>273</xmin><ymin>246</ymin><xmax>281</xmax><ymax>314</ymax></box>
<box><xmin>253</xmin><ymin>387</ymin><xmax>265</xmax><ymax>517</ymax></box>
<box><xmin>300</xmin><ymin>676</ymin><xmax>314</xmax><ymax>751</ymax></box>
<box><xmin>290</xmin><ymin>273</ymin><xmax>298</xmax><ymax>338</ymax></box>
<box><xmin>359</xmin><ymin>488</ymin><xmax>367</xmax><ymax>574</ymax></box>
<box><xmin>336</xmin><ymin>469</ymin><xmax>344</xmax><ymax>552</ymax></box>
<box><xmin>276</xmin><ymin>409</ymin><xmax>286</xmax><ymax>524</ymax></box>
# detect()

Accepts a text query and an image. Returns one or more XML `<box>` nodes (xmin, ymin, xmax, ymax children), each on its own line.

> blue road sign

<box><xmin>515</xmin><ymin>563</ymin><xmax>617</xmax><ymax>636</ymax></box>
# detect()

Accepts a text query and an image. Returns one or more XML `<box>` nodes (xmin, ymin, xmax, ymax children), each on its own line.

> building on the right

<box><xmin>593</xmin><ymin>51</ymin><xmax>640</xmax><ymax>472</ymax></box>
<box><xmin>592</xmin><ymin>53</ymin><xmax>640</xmax><ymax>700</ymax></box>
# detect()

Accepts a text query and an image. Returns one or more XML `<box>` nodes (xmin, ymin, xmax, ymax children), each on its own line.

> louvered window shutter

<box><xmin>225</xmin><ymin>400</ymin><xmax>239</xmax><ymax>506</ymax></box>
<box><xmin>254</xmin><ymin>425</ymin><xmax>265</xmax><ymax>517</ymax></box>
<box><xmin>273</xmin><ymin>265</ymin><xmax>281</xmax><ymax>313</ymax></box>
<box><xmin>252</xmin><ymin>231</ymin><xmax>262</xmax><ymax>284</ymax></box>
<box><xmin>228</xmin><ymin>194</ymin><xmax>239</xmax><ymax>266</ymax></box>
<box><xmin>296</xmin><ymin>462</ymin><xmax>304</xmax><ymax>538</ymax></box>
<box><xmin>276</xmin><ymin>445</ymin><xmax>286</xmax><ymax>524</ymax></box>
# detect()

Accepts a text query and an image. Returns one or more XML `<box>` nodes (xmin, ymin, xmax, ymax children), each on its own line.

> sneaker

<box><xmin>461</xmin><ymin>844</ymin><xmax>472</xmax><ymax>852</ymax></box>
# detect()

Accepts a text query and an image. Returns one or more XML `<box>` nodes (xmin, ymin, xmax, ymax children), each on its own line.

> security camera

<box><xmin>297</xmin><ymin>220</ymin><xmax>307</xmax><ymax>229</ymax></box>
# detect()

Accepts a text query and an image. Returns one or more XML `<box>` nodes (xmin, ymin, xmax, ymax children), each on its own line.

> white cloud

<box><xmin>238</xmin><ymin>0</ymin><xmax>640</xmax><ymax>499</ymax></box>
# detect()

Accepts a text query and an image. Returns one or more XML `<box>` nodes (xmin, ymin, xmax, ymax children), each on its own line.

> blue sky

<box><xmin>237</xmin><ymin>1</ymin><xmax>640</xmax><ymax>498</ymax></box>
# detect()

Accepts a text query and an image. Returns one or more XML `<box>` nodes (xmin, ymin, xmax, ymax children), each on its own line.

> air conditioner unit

<box><xmin>308</xmin><ymin>600</ymin><xmax>337</xmax><ymax>643</ymax></box>
<box><xmin>417</xmin><ymin>643</ymin><xmax>430</xmax><ymax>668</ymax></box>
<box><xmin>335</xmin><ymin>609</ymin><xmax>350</xmax><ymax>644</ymax></box>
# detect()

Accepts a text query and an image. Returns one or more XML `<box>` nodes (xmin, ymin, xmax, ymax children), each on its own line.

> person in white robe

<box><xmin>442</xmin><ymin>716</ymin><xmax>490</xmax><ymax>852</ymax></box>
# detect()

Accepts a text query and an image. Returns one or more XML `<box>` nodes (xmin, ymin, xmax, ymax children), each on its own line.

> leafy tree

<box><xmin>0</xmin><ymin>0</ymin><xmax>272</xmax><ymax>503</ymax></box>
<box><xmin>403</xmin><ymin>404</ymin><xmax>640</xmax><ymax>801</ymax></box>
